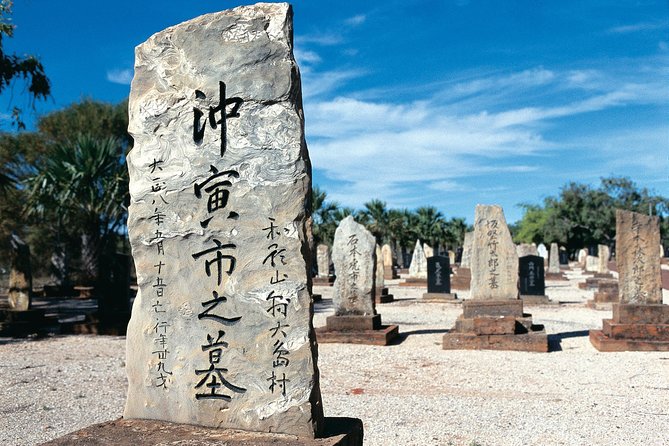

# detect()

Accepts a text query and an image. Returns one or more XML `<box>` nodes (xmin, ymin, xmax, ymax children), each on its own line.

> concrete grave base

<box><xmin>399</xmin><ymin>277</ymin><xmax>427</xmax><ymax>287</ymax></box>
<box><xmin>421</xmin><ymin>292</ymin><xmax>459</xmax><ymax>302</ymax></box>
<box><xmin>579</xmin><ymin>277</ymin><xmax>617</xmax><ymax>290</ymax></box>
<box><xmin>313</xmin><ymin>277</ymin><xmax>335</xmax><ymax>287</ymax></box>
<box><xmin>0</xmin><ymin>309</ymin><xmax>59</xmax><ymax>337</ymax></box>
<box><xmin>39</xmin><ymin>418</ymin><xmax>363</xmax><ymax>446</ymax></box>
<box><xmin>545</xmin><ymin>272</ymin><xmax>568</xmax><ymax>281</ymax></box>
<box><xmin>586</xmin><ymin>282</ymin><xmax>619</xmax><ymax>309</ymax></box>
<box><xmin>316</xmin><ymin>314</ymin><xmax>399</xmax><ymax>345</ymax></box>
<box><xmin>520</xmin><ymin>295</ymin><xmax>556</xmax><ymax>305</ymax></box>
<box><xmin>590</xmin><ymin>303</ymin><xmax>669</xmax><ymax>352</ymax></box>
<box><xmin>375</xmin><ymin>288</ymin><xmax>394</xmax><ymax>304</ymax></box>
<box><xmin>443</xmin><ymin>300</ymin><xmax>548</xmax><ymax>352</ymax></box>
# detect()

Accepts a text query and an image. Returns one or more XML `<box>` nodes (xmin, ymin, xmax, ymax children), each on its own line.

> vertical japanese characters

<box><xmin>486</xmin><ymin>219</ymin><xmax>500</xmax><ymax>290</ymax></box>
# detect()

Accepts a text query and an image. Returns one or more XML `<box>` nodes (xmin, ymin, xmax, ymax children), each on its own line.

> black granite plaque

<box><xmin>519</xmin><ymin>255</ymin><xmax>545</xmax><ymax>295</ymax></box>
<box><xmin>559</xmin><ymin>251</ymin><xmax>569</xmax><ymax>265</ymax></box>
<box><xmin>427</xmin><ymin>255</ymin><xmax>451</xmax><ymax>293</ymax></box>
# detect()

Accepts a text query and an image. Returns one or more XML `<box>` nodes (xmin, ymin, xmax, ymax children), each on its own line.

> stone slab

<box><xmin>442</xmin><ymin>327</ymin><xmax>548</xmax><ymax>352</ymax></box>
<box><xmin>325</xmin><ymin>314</ymin><xmax>381</xmax><ymax>331</ymax></box>
<box><xmin>589</xmin><ymin>329</ymin><xmax>669</xmax><ymax>352</ymax></box>
<box><xmin>612</xmin><ymin>303</ymin><xmax>669</xmax><ymax>324</ymax></box>
<box><xmin>591</xmin><ymin>291</ymin><xmax>618</xmax><ymax>304</ymax></box>
<box><xmin>313</xmin><ymin>277</ymin><xmax>335</xmax><ymax>286</ymax></box>
<box><xmin>399</xmin><ymin>278</ymin><xmax>427</xmax><ymax>287</ymax></box>
<box><xmin>315</xmin><ymin>325</ymin><xmax>399</xmax><ymax>346</ymax></box>
<box><xmin>39</xmin><ymin>418</ymin><xmax>363</xmax><ymax>446</ymax></box>
<box><xmin>421</xmin><ymin>292</ymin><xmax>458</xmax><ymax>302</ymax></box>
<box><xmin>544</xmin><ymin>273</ymin><xmax>567</xmax><ymax>281</ymax></box>
<box><xmin>454</xmin><ymin>315</ymin><xmax>517</xmax><ymax>335</ymax></box>
<box><xmin>602</xmin><ymin>319</ymin><xmax>669</xmax><ymax>340</ymax></box>
<box><xmin>520</xmin><ymin>295</ymin><xmax>555</xmax><ymax>305</ymax></box>
<box><xmin>462</xmin><ymin>300</ymin><xmax>523</xmax><ymax>318</ymax></box>
<box><xmin>375</xmin><ymin>293</ymin><xmax>394</xmax><ymax>304</ymax></box>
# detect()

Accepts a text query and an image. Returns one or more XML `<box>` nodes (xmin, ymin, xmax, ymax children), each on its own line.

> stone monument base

<box><xmin>399</xmin><ymin>277</ymin><xmax>427</xmax><ymax>287</ymax></box>
<box><xmin>590</xmin><ymin>303</ymin><xmax>669</xmax><ymax>352</ymax></box>
<box><xmin>520</xmin><ymin>295</ymin><xmax>555</xmax><ymax>305</ymax></box>
<box><xmin>0</xmin><ymin>309</ymin><xmax>59</xmax><ymax>337</ymax></box>
<box><xmin>316</xmin><ymin>314</ymin><xmax>399</xmax><ymax>346</ymax></box>
<box><xmin>383</xmin><ymin>266</ymin><xmax>398</xmax><ymax>280</ymax></box>
<box><xmin>545</xmin><ymin>272</ymin><xmax>567</xmax><ymax>281</ymax></box>
<box><xmin>442</xmin><ymin>300</ymin><xmax>548</xmax><ymax>352</ymax></box>
<box><xmin>313</xmin><ymin>276</ymin><xmax>334</xmax><ymax>287</ymax></box>
<box><xmin>375</xmin><ymin>287</ymin><xmax>394</xmax><ymax>304</ymax></box>
<box><xmin>39</xmin><ymin>418</ymin><xmax>363</xmax><ymax>446</ymax></box>
<box><xmin>578</xmin><ymin>277</ymin><xmax>616</xmax><ymax>290</ymax></box>
<box><xmin>312</xmin><ymin>294</ymin><xmax>323</xmax><ymax>303</ymax></box>
<box><xmin>421</xmin><ymin>292</ymin><xmax>458</xmax><ymax>302</ymax></box>
<box><xmin>586</xmin><ymin>282</ymin><xmax>619</xmax><ymax>310</ymax></box>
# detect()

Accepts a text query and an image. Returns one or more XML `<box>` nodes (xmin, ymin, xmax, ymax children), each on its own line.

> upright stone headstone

<box><xmin>585</xmin><ymin>255</ymin><xmax>599</xmax><ymax>273</ymax></box>
<box><xmin>537</xmin><ymin>244</ymin><xmax>548</xmax><ymax>260</ymax></box>
<box><xmin>597</xmin><ymin>244</ymin><xmax>610</xmax><ymax>275</ymax></box>
<box><xmin>408</xmin><ymin>240</ymin><xmax>427</xmax><ymax>279</ymax></box>
<box><xmin>316</xmin><ymin>244</ymin><xmax>330</xmax><ymax>278</ymax></box>
<box><xmin>519</xmin><ymin>255</ymin><xmax>546</xmax><ymax>296</ymax></box>
<box><xmin>381</xmin><ymin>243</ymin><xmax>397</xmax><ymax>280</ymax></box>
<box><xmin>470</xmin><ymin>205</ymin><xmax>518</xmax><ymax>300</ymax></box>
<box><xmin>548</xmin><ymin>243</ymin><xmax>560</xmax><ymax>274</ymax></box>
<box><xmin>124</xmin><ymin>4</ymin><xmax>323</xmax><ymax>436</ymax></box>
<box><xmin>8</xmin><ymin>234</ymin><xmax>32</xmax><ymax>311</ymax></box>
<box><xmin>559</xmin><ymin>248</ymin><xmax>569</xmax><ymax>265</ymax></box>
<box><xmin>578</xmin><ymin>248</ymin><xmax>588</xmax><ymax>266</ymax></box>
<box><xmin>331</xmin><ymin>216</ymin><xmax>376</xmax><ymax>316</ymax></box>
<box><xmin>460</xmin><ymin>231</ymin><xmax>473</xmax><ymax>268</ymax></box>
<box><xmin>375</xmin><ymin>244</ymin><xmax>384</xmax><ymax>290</ymax></box>
<box><xmin>423</xmin><ymin>244</ymin><xmax>434</xmax><ymax>259</ymax></box>
<box><xmin>427</xmin><ymin>256</ymin><xmax>451</xmax><ymax>294</ymax></box>
<box><xmin>616</xmin><ymin>210</ymin><xmax>662</xmax><ymax>304</ymax></box>
<box><xmin>447</xmin><ymin>250</ymin><xmax>456</xmax><ymax>265</ymax></box>
<box><xmin>516</xmin><ymin>243</ymin><xmax>538</xmax><ymax>258</ymax></box>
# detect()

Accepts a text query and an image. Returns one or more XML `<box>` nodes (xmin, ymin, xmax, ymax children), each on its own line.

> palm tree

<box><xmin>359</xmin><ymin>199</ymin><xmax>389</xmax><ymax>243</ymax></box>
<box><xmin>24</xmin><ymin>133</ymin><xmax>129</xmax><ymax>286</ymax></box>
<box><xmin>414</xmin><ymin>206</ymin><xmax>446</xmax><ymax>250</ymax></box>
<box><xmin>311</xmin><ymin>185</ymin><xmax>342</xmax><ymax>246</ymax></box>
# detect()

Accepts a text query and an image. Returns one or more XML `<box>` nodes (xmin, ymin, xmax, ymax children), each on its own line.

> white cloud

<box><xmin>297</xmin><ymin>33</ymin><xmax>343</xmax><ymax>46</ymax></box>
<box><xmin>106</xmin><ymin>68</ymin><xmax>133</xmax><ymax>85</ymax></box>
<box><xmin>344</xmin><ymin>14</ymin><xmax>366</xmax><ymax>27</ymax></box>
<box><xmin>607</xmin><ymin>20</ymin><xmax>669</xmax><ymax>34</ymax></box>
<box><xmin>294</xmin><ymin>48</ymin><xmax>321</xmax><ymax>65</ymax></box>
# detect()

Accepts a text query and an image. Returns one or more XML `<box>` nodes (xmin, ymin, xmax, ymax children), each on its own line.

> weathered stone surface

<box><xmin>8</xmin><ymin>234</ymin><xmax>32</xmax><ymax>311</ymax></box>
<box><xmin>516</xmin><ymin>243</ymin><xmax>538</xmax><ymax>258</ymax></box>
<box><xmin>375</xmin><ymin>244</ymin><xmax>384</xmax><ymax>290</ymax></box>
<box><xmin>537</xmin><ymin>244</ymin><xmax>548</xmax><ymax>260</ymax></box>
<box><xmin>332</xmin><ymin>216</ymin><xmax>376</xmax><ymax>316</ymax></box>
<box><xmin>578</xmin><ymin>249</ymin><xmax>588</xmax><ymax>265</ymax></box>
<box><xmin>460</xmin><ymin>231</ymin><xmax>473</xmax><ymax>267</ymax></box>
<box><xmin>408</xmin><ymin>240</ymin><xmax>427</xmax><ymax>279</ymax></box>
<box><xmin>381</xmin><ymin>244</ymin><xmax>393</xmax><ymax>267</ymax></box>
<box><xmin>585</xmin><ymin>255</ymin><xmax>599</xmax><ymax>272</ymax></box>
<box><xmin>616</xmin><ymin>210</ymin><xmax>662</xmax><ymax>304</ymax></box>
<box><xmin>317</xmin><ymin>244</ymin><xmax>331</xmax><ymax>278</ymax></box>
<box><xmin>447</xmin><ymin>250</ymin><xmax>455</xmax><ymax>265</ymax></box>
<box><xmin>597</xmin><ymin>245</ymin><xmax>610</xmax><ymax>274</ymax></box>
<box><xmin>470</xmin><ymin>205</ymin><xmax>518</xmax><ymax>300</ymax></box>
<box><xmin>423</xmin><ymin>244</ymin><xmax>434</xmax><ymax>259</ymax></box>
<box><xmin>548</xmin><ymin>243</ymin><xmax>560</xmax><ymax>274</ymax></box>
<box><xmin>124</xmin><ymin>4</ymin><xmax>323</xmax><ymax>437</ymax></box>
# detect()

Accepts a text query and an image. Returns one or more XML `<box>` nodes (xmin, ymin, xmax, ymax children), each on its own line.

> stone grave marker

<box><xmin>313</xmin><ymin>244</ymin><xmax>333</xmax><ymax>287</ymax></box>
<box><xmin>590</xmin><ymin>209</ymin><xmax>668</xmax><ymax>351</ymax></box>
<box><xmin>519</xmin><ymin>255</ymin><xmax>550</xmax><ymax>304</ymax></box>
<box><xmin>423</xmin><ymin>244</ymin><xmax>434</xmax><ymax>259</ymax></box>
<box><xmin>422</xmin><ymin>255</ymin><xmax>457</xmax><ymax>301</ymax></box>
<box><xmin>409</xmin><ymin>240</ymin><xmax>427</xmax><ymax>278</ymax></box>
<box><xmin>537</xmin><ymin>243</ymin><xmax>548</xmax><ymax>260</ymax></box>
<box><xmin>597</xmin><ymin>244</ymin><xmax>611</xmax><ymax>276</ymax></box>
<box><xmin>381</xmin><ymin>244</ymin><xmax>397</xmax><ymax>279</ymax></box>
<box><xmin>123</xmin><ymin>4</ymin><xmax>331</xmax><ymax>438</ymax></box>
<box><xmin>8</xmin><ymin>234</ymin><xmax>32</xmax><ymax>311</ymax></box>
<box><xmin>559</xmin><ymin>249</ymin><xmax>569</xmax><ymax>265</ymax></box>
<box><xmin>460</xmin><ymin>231</ymin><xmax>473</xmax><ymax>268</ymax></box>
<box><xmin>548</xmin><ymin>243</ymin><xmax>560</xmax><ymax>274</ymax></box>
<box><xmin>516</xmin><ymin>243</ymin><xmax>537</xmax><ymax>258</ymax></box>
<box><xmin>375</xmin><ymin>244</ymin><xmax>393</xmax><ymax>303</ymax></box>
<box><xmin>578</xmin><ymin>248</ymin><xmax>588</xmax><ymax>266</ymax></box>
<box><xmin>317</xmin><ymin>216</ymin><xmax>398</xmax><ymax>345</ymax></box>
<box><xmin>443</xmin><ymin>205</ymin><xmax>547</xmax><ymax>352</ymax></box>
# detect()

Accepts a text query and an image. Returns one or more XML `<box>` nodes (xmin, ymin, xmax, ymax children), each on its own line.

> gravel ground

<box><xmin>1</xmin><ymin>269</ymin><xmax>668</xmax><ymax>446</ymax></box>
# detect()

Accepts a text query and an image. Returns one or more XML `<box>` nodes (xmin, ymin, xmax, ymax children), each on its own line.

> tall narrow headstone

<box><xmin>470</xmin><ymin>205</ymin><xmax>518</xmax><ymax>300</ymax></box>
<box><xmin>422</xmin><ymin>255</ymin><xmax>457</xmax><ymax>301</ymax></box>
<box><xmin>8</xmin><ymin>234</ymin><xmax>32</xmax><ymax>311</ymax></box>
<box><xmin>537</xmin><ymin>244</ymin><xmax>548</xmax><ymax>260</ymax></box>
<box><xmin>617</xmin><ymin>210</ymin><xmax>662</xmax><ymax>304</ymax></box>
<box><xmin>423</xmin><ymin>244</ymin><xmax>434</xmax><ymax>259</ymax></box>
<box><xmin>444</xmin><ymin>205</ymin><xmax>547</xmax><ymax>352</ymax></box>
<box><xmin>331</xmin><ymin>216</ymin><xmax>376</xmax><ymax>316</ymax></box>
<box><xmin>447</xmin><ymin>250</ymin><xmax>456</xmax><ymax>265</ymax></box>
<box><xmin>590</xmin><ymin>210</ymin><xmax>668</xmax><ymax>351</ymax></box>
<box><xmin>375</xmin><ymin>244</ymin><xmax>393</xmax><ymax>303</ymax></box>
<box><xmin>578</xmin><ymin>248</ymin><xmax>588</xmax><ymax>266</ymax></box>
<box><xmin>597</xmin><ymin>244</ymin><xmax>610</xmax><ymax>275</ymax></box>
<box><xmin>124</xmin><ymin>4</ymin><xmax>323</xmax><ymax>436</ymax></box>
<box><xmin>548</xmin><ymin>243</ymin><xmax>560</xmax><ymax>274</ymax></box>
<box><xmin>460</xmin><ymin>231</ymin><xmax>473</xmax><ymax>268</ymax></box>
<box><xmin>316</xmin><ymin>244</ymin><xmax>330</xmax><ymax>278</ymax></box>
<box><xmin>519</xmin><ymin>255</ymin><xmax>550</xmax><ymax>303</ymax></box>
<box><xmin>381</xmin><ymin>243</ymin><xmax>397</xmax><ymax>279</ymax></box>
<box><xmin>408</xmin><ymin>240</ymin><xmax>428</xmax><ymax>279</ymax></box>
<box><xmin>585</xmin><ymin>255</ymin><xmax>599</xmax><ymax>273</ymax></box>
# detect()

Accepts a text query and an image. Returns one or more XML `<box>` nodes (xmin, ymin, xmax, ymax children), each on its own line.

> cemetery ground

<box><xmin>1</xmin><ymin>268</ymin><xmax>668</xmax><ymax>446</ymax></box>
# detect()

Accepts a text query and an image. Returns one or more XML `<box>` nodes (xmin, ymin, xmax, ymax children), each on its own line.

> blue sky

<box><xmin>2</xmin><ymin>0</ymin><xmax>668</xmax><ymax>223</ymax></box>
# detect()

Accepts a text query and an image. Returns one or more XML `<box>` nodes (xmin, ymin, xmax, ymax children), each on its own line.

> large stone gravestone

<box><xmin>443</xmin><ymin>205</ymin><xmax>547</xmax><ymax>352</ymax></box>
<box><xmin>422</xmin><ymin>255</ymin><xmax>457</xmax><ymax>301</ymax></box>
<box><xmin>375</xmin><ymin>244</ymin><xmax>393</xmax><ymax>303</ymax></box>
<box><xmin>316</xmin><ymin>216</ymin><xmax>398</xmax><ymax>345</ymax></box>
<box><xmin>590</xmin><ymin>210</ymin><xmax>668</xmax><ymax>351</ymax></box>
<box><xmin>519</xmin><ymin>255</ymin><xmax>551</xmax><ymax>304</ymax></box>
<box><xmin>546</xmin><ymin>242</ymin><xmax>566</xmax><ymax>280</ymax></box>
<box><xmin>381</xmin><ymin>244</ymin><xmax>397</xmax><ymax>279</ymax></box>
<box><xmin>402</xmin><ymin>239</ymin><xmax>428</xmax><ymax>287</ymax></box>
<box><xmin>537</xmin><ymin>243</ymin><xmax>548</xmax><ymax>260</ymax></box>
<box><xmin>577</xmin><ymin>248</ymin><xmax>588</xmax><ymax>266</ymax></box>
<box><xmin>313</xmin><ymin>244</ymin><xmax>333</xmax><ymax>286</ymax></box>
<box><xmin>120</xmin><ymin>5</ymin><xmax>366</xmax><ymax>442</ymax></box>
<box><xmin>597</xmin><ymin>244</ymin><xmax>611</xmax><ymax>276</ymax></box>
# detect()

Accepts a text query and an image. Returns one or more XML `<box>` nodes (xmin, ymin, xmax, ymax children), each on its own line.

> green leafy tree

<box><xmin>358</xmin><ymin>199</ymin><xmax>389</xmax><ymax>243</ymax></box>
<box><xmin>0</xmin><ymin>0</ymin><xmax>50</xmax><ymax>129</ymax></box>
